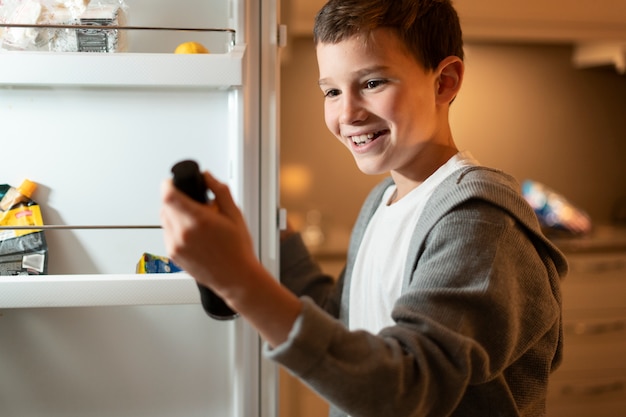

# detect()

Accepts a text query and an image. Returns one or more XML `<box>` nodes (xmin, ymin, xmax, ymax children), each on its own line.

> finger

<box><xmin>203</xmin><ymin>171</ymin><xmax>241</xmax><ymax>218</ymax></box>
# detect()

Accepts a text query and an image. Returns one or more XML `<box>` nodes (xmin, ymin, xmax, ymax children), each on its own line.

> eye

<box><xmin>365</xmin><ymin>79</ymin><xmax>387</xmax><ymax>89</ymax></box>
<box><xmin>323</xmin><ymin>88</ymin><xmax>341</xmax><ymax>98</ymax></box>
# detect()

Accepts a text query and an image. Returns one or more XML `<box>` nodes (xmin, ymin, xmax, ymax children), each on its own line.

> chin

<box><xmin>355</xmin><ymin>162</ymin><xmax>387</xmax><ymax>176</ymax></box>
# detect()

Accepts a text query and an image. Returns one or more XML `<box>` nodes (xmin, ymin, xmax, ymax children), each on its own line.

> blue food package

<box><xmin>522</xmin><ymin>180</ymin><xmax>592</xmax><ymax>235</ymax></box>
<box><xmin>136</xmin><ymin>253</ymin><xmax>182</xmax><ymax>274</ymax></box>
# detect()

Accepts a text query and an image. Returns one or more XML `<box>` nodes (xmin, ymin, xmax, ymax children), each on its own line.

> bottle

<box><xmin>0</xmin><ymin>179</ymin><xmax>37</xmax><ymax>211</ymax></box>
<box><xmin>171</xmin><ymin>160</ymin><xmax>238</xmax><ymax>320</ymax></box>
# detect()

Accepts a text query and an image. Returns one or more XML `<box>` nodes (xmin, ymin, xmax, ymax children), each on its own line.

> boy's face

<box><xmin>317</xmin><ymin>28</ymin><xmax>451</xmax><ymax>178</ymax></box>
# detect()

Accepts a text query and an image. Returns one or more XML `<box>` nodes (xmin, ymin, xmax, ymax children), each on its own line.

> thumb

<box><xmin>203</xmin><ymin>172</ymin><xmax>241</xmax><ymax>219</ymax></box>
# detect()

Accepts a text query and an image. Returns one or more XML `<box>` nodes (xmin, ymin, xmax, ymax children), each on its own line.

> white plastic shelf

<box><xmin>0</xmin><ymin>273</ymin><xmax>201</xmax><ymax>308</ymax></box>
<box><xmin>0</xmin><ymin>44</ymin><xmax>245</xmax><ymax>87</ymax></box>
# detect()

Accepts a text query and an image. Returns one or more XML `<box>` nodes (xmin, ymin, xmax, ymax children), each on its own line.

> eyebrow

<box><xmin>318</xmin><ymin>65</ymin><xmax>390</xmax><ymax>87</ymax></box>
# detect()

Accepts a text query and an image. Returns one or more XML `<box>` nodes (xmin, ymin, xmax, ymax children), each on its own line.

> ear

<box><xmin>435</xmin><ymin>56</ymin><xmax>464</xmax><ymax>105</ymax></box>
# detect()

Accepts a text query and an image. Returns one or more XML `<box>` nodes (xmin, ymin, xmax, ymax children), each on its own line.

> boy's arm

<box><xmin>280</xmin><ymin>231</ymin><xmax>342</xmax><ymax>316</ymax></box>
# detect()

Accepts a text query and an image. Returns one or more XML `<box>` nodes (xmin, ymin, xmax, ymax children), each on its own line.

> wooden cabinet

<box><xmin>454</xmin><ymin>0</ymin><xmax>626</xmax><ymax>43</ymax></box>
<box><xmin>547</xmin><ymin>228</ymin><xmax>626</xmax><ymax>416</ymax></box>
<box><xmin>287</xmin><ymin>0</ymin><xmax>626</xmax><ymax>42</ymax></box>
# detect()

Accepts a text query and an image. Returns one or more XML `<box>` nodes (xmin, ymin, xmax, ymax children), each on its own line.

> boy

<box><xmin>160</xmin><ymin>0</ymin><xmax>568</xmax><ymax>416</ymax></box>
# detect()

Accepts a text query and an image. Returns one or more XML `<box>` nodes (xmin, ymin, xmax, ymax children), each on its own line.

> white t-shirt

<box><xmin>348</xmin><ymin>151</ymin><xmax>479</xmax><ymax>333</ymax></box>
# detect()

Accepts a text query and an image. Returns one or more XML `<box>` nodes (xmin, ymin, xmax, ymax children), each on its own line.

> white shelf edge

<box><xmin>0</xmin><ymin>44</ymin><xmax>245</xmax><ymax>87</ymax></box>
<box><xmin>0</xmin><ymin>273</ymin><xmax>201</xmax><ymax>308</ymax></box>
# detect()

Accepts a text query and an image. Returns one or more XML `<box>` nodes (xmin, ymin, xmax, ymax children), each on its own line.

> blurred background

<box><xmin>280</xmin><ymin>2</ymin><xmax>626</xmax><ymax>257</ymax></box>
<box><xmin>278</xmin><ymin>1</ymin><xmax>626</xmax><ymax>416</ymax></box>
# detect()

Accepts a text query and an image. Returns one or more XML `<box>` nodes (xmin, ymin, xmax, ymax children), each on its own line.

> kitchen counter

<box><xmin>548</xmin><ymin>224</ymin><xmax>626</xmax><ymax>254</ymax></box>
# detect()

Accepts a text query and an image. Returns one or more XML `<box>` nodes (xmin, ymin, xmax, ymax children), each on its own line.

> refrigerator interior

<box><xmin>0</xmin><ymin>305</ymin><xmax>239</xmax><ymax>417</ymax></box>
<box><xmin>1</xmin><ymin>86</ymin><xmax>234</xmax><ymax>275</ymax></box>
<box><xmin>0</xmin><ymin>0</ymin><xmax>275</xmax><ymax>416</ymax></box>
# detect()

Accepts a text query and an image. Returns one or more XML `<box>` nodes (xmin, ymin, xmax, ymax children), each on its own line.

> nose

<box><xmin>338</xmin><ymin>93</ymin><xmax>366</xmax><ymax>125</ymax></box>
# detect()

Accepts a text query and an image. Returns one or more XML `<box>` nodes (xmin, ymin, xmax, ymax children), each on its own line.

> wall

<box><xmin>280</xmin><ymin>37</ymin><xmax>626</xmax><ymax>253</ymax></box>
<box><xmin>453</xmin><ymin>43</ymin><xmax>626</xmax><ymax>224</ymax></box>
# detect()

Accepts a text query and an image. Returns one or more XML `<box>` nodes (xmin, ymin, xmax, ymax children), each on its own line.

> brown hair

<box><xmin>313</xmin><ymin>0</ymin><xmax>464</xmax><ymax>71</ymax></box>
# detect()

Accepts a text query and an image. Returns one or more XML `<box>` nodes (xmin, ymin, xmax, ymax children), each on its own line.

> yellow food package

<box><xmin>136</xmin><ymin>253</ymin><xmax>182</xmax><ymax>274</ymax></box>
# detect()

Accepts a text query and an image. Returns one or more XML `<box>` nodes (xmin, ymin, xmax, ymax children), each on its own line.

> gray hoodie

<box><xmin>268</xmin><ymin>166</ymin><xmax>568</xmax><ymax>417</ymax></box>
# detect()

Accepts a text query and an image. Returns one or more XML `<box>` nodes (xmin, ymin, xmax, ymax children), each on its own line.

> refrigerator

<box><xmin>0</xmin><ymin>0</ymin><xmax>282</xmax><ymax>416</ymax></box>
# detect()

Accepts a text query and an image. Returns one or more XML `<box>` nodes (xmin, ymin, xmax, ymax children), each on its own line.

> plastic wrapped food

<box><xmin>0</xmin><ymin>0</ymin><xmax>128</xmax><ymax>52</ymax></box>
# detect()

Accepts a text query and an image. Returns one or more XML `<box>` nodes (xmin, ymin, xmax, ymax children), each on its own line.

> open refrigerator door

<box><xmin>0</xmin><ymin>0</ymin><xmax>281</xmax><ymax>416</ymax></box>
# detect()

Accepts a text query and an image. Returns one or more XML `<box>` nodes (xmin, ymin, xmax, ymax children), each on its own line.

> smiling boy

<box><xmin>160</xmin><ymin>0</ymin><xmax>568</xmax><ymax>416</ymax></box>
<box><xmin>317</xmin><ymin>26</ymin><xmax>462</xmax><ymax>194</ymax></box>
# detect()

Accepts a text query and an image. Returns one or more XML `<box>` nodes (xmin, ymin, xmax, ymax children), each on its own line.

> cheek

<box><xmin>323</xmin><ymin>104</ymin><xmax>338</xmax><ymax>134</ymax></box>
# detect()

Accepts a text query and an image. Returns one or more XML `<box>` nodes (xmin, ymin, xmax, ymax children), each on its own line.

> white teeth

<box><xmin>351</xmin><ymin>132</ymin><xmax>376</xmax><ymax>145</ymax></box>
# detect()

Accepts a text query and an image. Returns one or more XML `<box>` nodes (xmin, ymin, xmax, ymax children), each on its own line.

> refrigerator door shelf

<box><xmin>0</xmin><ymin>273</ymin><xmax>201</xmax><ymax>309</ymax></box>
<box><xmin>0</xmin><ymin>44</ymin><xmax>245</xmax><ymax>88</ymax></box>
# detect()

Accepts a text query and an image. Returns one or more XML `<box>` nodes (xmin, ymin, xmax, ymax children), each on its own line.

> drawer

<box><xmin>562</xmin><ymin>252</ymin><xmax>626</xmax><ymax>310</ymax></box>
<box><xmin>558</xmin><ymin>339</ymin><xmax>626</xmax><ymax>372</ymax></box>
<box><xmin>566</xmin><ymin>252</ymin><xmax>626</xmax><ymax>281</ymax></box>
<box><xmin>559</xmin><ymin>309</ymin><xmax>626</xmax><ymax>372</ymax></box>
<box><xmin>564</xmin><ymin>309</ymin><xmax>626</xmax><ymax>344</ymax></box>
<box><xmin>547</xmin><ymin>369</ymin><xmax>626</xmax><ymax>417</ymax></box>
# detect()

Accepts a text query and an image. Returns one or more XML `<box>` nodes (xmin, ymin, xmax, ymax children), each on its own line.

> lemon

<box><xmin>174</xmin><ymin>41</ymin><xmax>210</xmax><ymax>54</ymax></box>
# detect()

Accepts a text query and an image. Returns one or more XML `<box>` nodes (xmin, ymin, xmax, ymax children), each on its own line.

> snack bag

<box><xmin>0</xmin><ymin>180</ymin><xmax>48</xmax><ymax>275</ymax></box>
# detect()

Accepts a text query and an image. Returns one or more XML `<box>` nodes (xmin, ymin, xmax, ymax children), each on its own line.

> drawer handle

<box><xmin>566</xmin><ymin>320</ymin><xmax>626</xmax><ymax>336</ymax></box>
<box><xmin>561</xmin><ymin>381</ymin><xmax>625</xmax><ymax>397</ymax></box>
<box><xmin>575</xmin><ymin>259</ymin><xmax>626</xmax><ymax>274</ymax></box>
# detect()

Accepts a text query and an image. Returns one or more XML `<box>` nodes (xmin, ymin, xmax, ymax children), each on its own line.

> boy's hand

<box><xmin>160</xmin><ymin>171</ymin><xmax>302</xmax><ymax>347</ymax></box>
<box><xmin>160</xmin><ymin>171</ymin><xmax>257</xmax><ymax>296</ymax></box>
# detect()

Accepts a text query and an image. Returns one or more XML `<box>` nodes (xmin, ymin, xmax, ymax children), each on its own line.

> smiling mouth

<box><xmin>349</xmin><ymin>130</ymin><xmax>386</xmax><ymax>146</ymax></box>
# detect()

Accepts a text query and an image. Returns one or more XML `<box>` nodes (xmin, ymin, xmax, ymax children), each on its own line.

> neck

<box><xmin>390</xmin><ymin>144</ymin><xmax>458</xmax><ymax>203</ymax></box>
